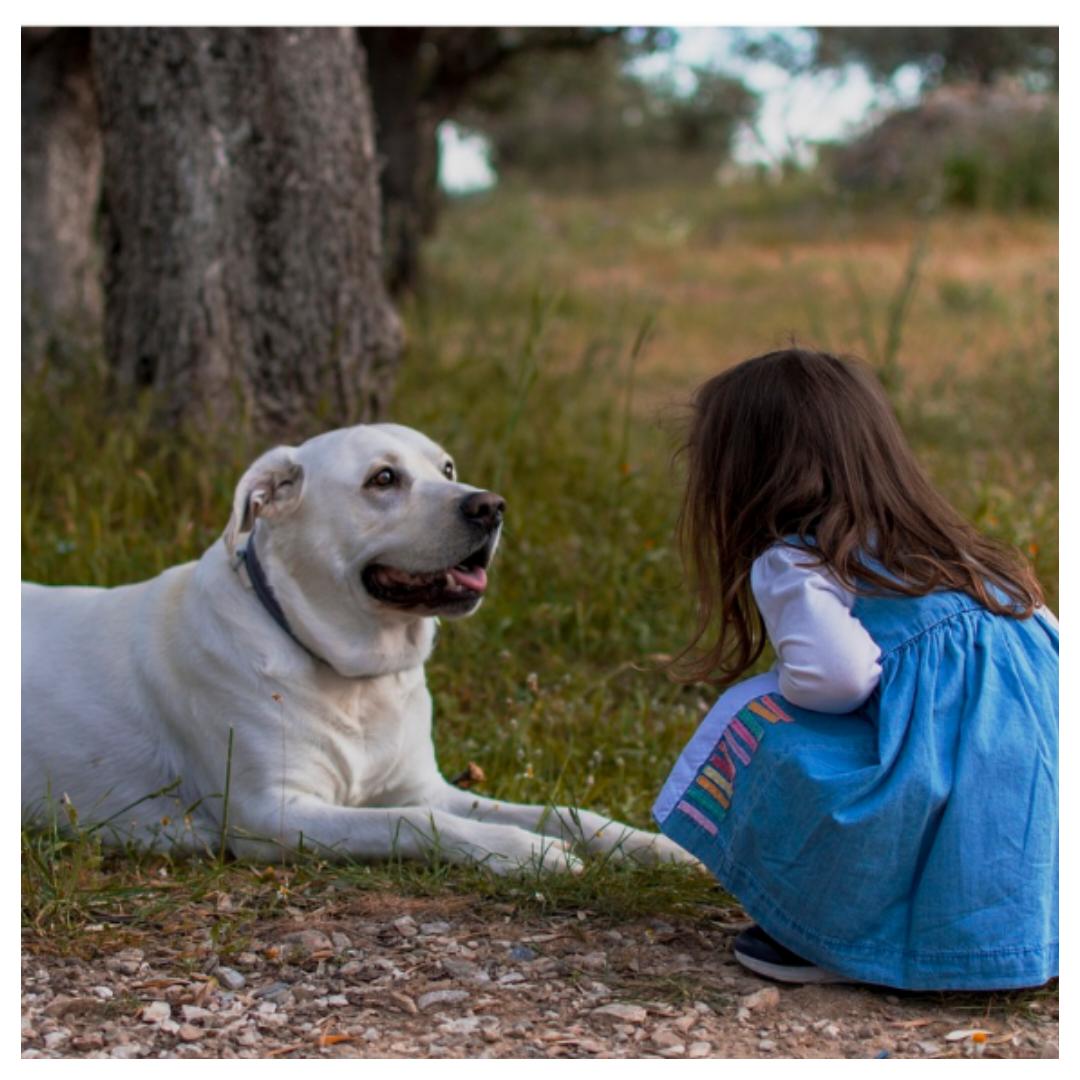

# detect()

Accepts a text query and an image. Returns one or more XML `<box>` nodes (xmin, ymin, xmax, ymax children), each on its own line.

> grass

<box><xmin>22</xmin><ymin>179</ymin><xmax>1058</xmax><ymax>963</ymax></box>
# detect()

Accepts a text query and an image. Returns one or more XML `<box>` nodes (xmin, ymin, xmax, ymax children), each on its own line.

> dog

<box><xmin>22</xmin><ymin>423</ymin><xmax>694</xmax><ymax>874</ymax></box>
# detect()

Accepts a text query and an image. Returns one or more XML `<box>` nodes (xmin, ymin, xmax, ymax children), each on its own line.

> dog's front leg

<box><xmin>434</xmin><ymin>784</ymin><xmax>698</xmax><ymax>867</ymax></box>
<box><xmin>223</xmin><ymin>794</ymin><xmax>583</xmax><ymax>875</ymax></box>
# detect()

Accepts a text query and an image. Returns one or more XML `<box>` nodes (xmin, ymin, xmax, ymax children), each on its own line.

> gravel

<box><xmin>21</xmin><ymin>894</ymin><xmax>1058</xmax><ymax>1059</ymax></box>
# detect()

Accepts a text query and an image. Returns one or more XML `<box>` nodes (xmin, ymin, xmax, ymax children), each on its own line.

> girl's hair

<box><xmin>673</xmin><ymin>347</ymin><xmax>1044</xmax><ymax>686</ymax></box>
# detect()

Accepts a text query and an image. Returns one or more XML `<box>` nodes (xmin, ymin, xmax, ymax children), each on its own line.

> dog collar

<box><xmin>239</xmin><ymin>527</ymin><xmax>323</xmax><ymax>664</ymax></box>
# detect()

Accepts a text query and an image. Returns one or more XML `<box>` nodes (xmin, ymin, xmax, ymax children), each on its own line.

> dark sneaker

<box><xmin>733</xmin><ymin>924</ymin><xmax>848</xmax><ymax>984</ymax></box>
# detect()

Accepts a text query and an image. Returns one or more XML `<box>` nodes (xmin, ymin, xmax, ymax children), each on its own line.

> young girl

<box><xmin>653</xmin><ymin>348</ymin><xmax>1058</xmax><ymax>990</ymax></box>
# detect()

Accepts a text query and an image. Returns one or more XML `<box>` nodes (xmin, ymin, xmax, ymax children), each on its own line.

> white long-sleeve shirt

<box><xmin>750</xmin><ymin>543</ymin><xmax>883</xmax><ymax>714</ymax></box>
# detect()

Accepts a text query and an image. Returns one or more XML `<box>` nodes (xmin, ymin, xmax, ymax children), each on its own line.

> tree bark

<box><xmin>360</xmin><ymin>28</ymin><xmax>440</xmax><ymax>297</ymax></box>
<box><xmin>92</xmin><ymin>28</ymin><xmax>402</xmax><ymax>434</ymax></box>
<box><xmin>22</xmin><ymin>28</ymin><xmax>104</xmax><ymax>373</ymax></box>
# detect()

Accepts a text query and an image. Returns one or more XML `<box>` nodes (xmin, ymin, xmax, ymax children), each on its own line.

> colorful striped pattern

<box><xmin>674</xmin><ymin>691</ymin><xmax>798</xmax><ymax>834</ymax></box>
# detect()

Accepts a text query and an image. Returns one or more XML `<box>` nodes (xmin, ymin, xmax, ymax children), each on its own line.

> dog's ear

<box><xmin>223</xmin><ymin>446</ymin><xmax>305</xmax><ymax>555</ymax></box>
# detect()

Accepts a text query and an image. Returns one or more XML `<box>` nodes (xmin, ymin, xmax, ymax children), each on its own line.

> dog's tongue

<box><xmin>448</xmin><ymin>565</ymin><xmax>488</xmax><ymax>592</ymax></box>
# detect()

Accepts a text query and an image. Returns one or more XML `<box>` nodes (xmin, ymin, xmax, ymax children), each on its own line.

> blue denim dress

<box><xmin>653</xmin><ymin>585</ymin><xmax>1059</xmax><ymax>990</ymax></box>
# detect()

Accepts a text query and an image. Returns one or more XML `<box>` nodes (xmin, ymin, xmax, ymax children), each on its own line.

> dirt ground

<box><xmin>22</xmin><ymin>893</ymin><xmax>1058</xmax><ymax>1060</ymax></box>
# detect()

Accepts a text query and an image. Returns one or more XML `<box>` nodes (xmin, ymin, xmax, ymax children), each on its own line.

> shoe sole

<box><xmin>734</xmin><ymin>948</ymin><xmax>850</xmax><ymax>985</ymax></box>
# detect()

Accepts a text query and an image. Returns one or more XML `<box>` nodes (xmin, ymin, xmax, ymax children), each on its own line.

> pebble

<box><xmin>253</xmin><ymin>982</ymin><xmax>292</xmax><ymax>1003</ymax></box>
<box><xmin>442</xmin><ymin>958</ymin><xmax>492</xmax><ymax>985</ymax></box>
<box><xmin>216</xmin><ymin>967</ymin><xmax>246</xmax><ymax>991</ymax></box>
<box><xmin>181</xmin><ymin>1005</ymin><xmax>213</xmax><ymax>1023</ymax></box>
<box><xmin>688</xmin><ymin>1041</ymin><xmax>713</xmax><ymax>1058</ymax></box>
<box><xmin>420</xmin><ymin>921</ymin><xmax>451</xmax><ymax>935</ymax></box>
<box><xmin>592</xmin><ymin>1003</ymin><xmax>648</xmax><ymax>1024</ymax></box>
<box><xmin>917</xmin><ymin>1040</ymin><xmax>942</xmax><ymax>1056</ymax></box>
<box><xmin>110</xmin><ymin>1044</ymin><xmax>145</xmax><ymax>1058</ymax></box>
<box><xmin>509</xmin><ymin>945</ymin><xmax>537</xmax><ymax>961</ymax></box>
<box><xmin>652</xmin><ymin>1029</ymin><xmax>685</xmax><ymax>1049</ymax></box>
<box><xmin>418</xmin><ymin>989</ymin><xmax>470</xmax><ymax>1010</ymax></box>
<box><xmin>43</xmin><ymin>1031</ymin><xmax>69</xmax><ymax>1050</ymax></box>
<box><xmin>758</xmin><ymin>1039</ymin><xmax>777</xmax><ymax>1052</ymax></box>
<box><xmin>280</xmin><ymin>929</ymin><xmax>333</xmax><ymax>954</ymax></box>
<box><xmin>177</xmin><ymin>1025</ymin><xmax>203</xmax><ymax>1042</ymax></box>
<box><xmin>105</xmin><ymin>950</ymin><xmax>144</xmax><ymax>976</ymax></box>
<box><xmin>141</xmin><ymin>1002</ymin><xmax>171</xmax><ymax>1024</ymax></box>
<box><xmin>743</xmin><ymin>987</ymin><xmax>780</xmax><ymax>1012</ymax></box>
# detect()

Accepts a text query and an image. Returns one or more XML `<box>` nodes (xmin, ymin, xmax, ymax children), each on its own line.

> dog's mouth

<box><xmin>361</xmin><ymin>536</ymin><xmax>495</xmax><ymax>613</ymax></box>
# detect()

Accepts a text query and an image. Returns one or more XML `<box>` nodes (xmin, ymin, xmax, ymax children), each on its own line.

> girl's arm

<box><xmin>750</xmin><ymin>544</ymin><xmax>882</xmax><ymax>714</ymax></box>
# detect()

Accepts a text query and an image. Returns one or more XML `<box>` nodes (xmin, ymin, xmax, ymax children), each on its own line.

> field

<box><xmin>21</xmin><ymin>181</ymin><xmax>1059</xmax><ymax>1056</ymax></box>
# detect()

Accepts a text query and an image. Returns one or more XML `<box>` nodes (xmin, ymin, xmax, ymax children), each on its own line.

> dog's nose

<box><xmin>460</xmin><ymin>491</ymin><xmax>506</xmax><ymax>528</ymax></box>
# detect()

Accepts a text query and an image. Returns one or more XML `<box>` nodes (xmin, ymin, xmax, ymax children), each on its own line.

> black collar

<box><xmin>239</xmin><ymin>527</ymin><xmax>323</xmax><ymax>664</ymax></box>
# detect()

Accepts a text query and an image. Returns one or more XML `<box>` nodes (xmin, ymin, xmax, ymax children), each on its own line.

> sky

<box><xmin>439</xmin><ymin>27</ymin><xmax>924</xmax><ymax>192</ymax></box>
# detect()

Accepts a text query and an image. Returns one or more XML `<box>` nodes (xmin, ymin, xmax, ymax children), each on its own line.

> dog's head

<box><xmin>222</xmin><ymin>424</ymin><xmax>504</xmax><ymax>673</ymax></box>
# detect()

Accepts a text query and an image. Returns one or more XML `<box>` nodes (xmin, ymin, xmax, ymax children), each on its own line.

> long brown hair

<box><xmin>673</xmin><ymin>348</ymin><xmax>1043</xmax><ymax>686</ymax></box>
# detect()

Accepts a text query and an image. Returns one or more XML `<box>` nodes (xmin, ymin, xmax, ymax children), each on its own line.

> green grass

<box><xmin>22</xmin><ymin>180</ymin><xmax>1058</xmax><ymax>946</ymax></box>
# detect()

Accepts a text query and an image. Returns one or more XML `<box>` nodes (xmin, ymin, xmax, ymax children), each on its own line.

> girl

<box><xmin>653</xmin><ymin>348</ymin><xmax>1058</xmax><ymax>990</ymax></box>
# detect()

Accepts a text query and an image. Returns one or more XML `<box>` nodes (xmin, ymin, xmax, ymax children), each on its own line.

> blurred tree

<box><xmin>460</xmin><ymin>43</ymin><xmax>756</xmax><ymax>187</ymax></box>
<box><xmin>92</xmin><ymin>28</ymin><xmax>401</xmax><ymax>434</ymax></box>
<box><xmin>359</xmin><ymin>28</ymin><xmax>667</xmax><ymax>294</ymax></box>
<box><xmin>22</xmin><ymin>28</ymin><xmax>103</xmax><ymax>375</ymax></box>
<box><xmin>745</xmin><ymin>27</ymin><xmax>1058</xmax><ymax>89</ymax></box>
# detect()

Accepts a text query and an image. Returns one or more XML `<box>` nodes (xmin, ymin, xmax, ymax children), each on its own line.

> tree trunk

<box><xmin>360</xmin><ymin>28</ymin><xmax>441</xmax><ymax>297</ymax></box>
<box><xmin>22</xmin><ymin>28</ymin><xmax>104</xmax><ymax>374</ymax></box>
<box><xmin>92</xmin><ymin>28</ymin><xmax>402</xmax><ymax>435</ymax></box>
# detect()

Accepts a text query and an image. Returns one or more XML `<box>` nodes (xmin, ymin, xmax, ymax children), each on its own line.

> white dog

<box><xmin>22</xmin><ymin>424</ymin><xmax>693</xmax><ymax>874</ymax></box>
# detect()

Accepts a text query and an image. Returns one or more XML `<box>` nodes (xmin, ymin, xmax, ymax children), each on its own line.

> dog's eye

<box><xmin>367</xmin><ymin>467</ymin><xmax>397</xmax><ymax>489</ymax></box>
<box><xmin>443</xmin><ymin>462</ymin><xmax>454</xmax><ymax>479</ymax></box>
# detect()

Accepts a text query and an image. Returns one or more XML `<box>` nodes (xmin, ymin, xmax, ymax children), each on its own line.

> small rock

<box><xmin>392</xmin><ymin>916</ymin><xmax>418</xmax><ymax>937</ymax></box>
<box><xmin>758</xmin><ymin>1039</ymin><xmax>777</xmax><ymax>1052</ymax></box>
<box><xmin>578</xmin><ymin>951</ymin><xmax>607</xmax><ymax>972</ymax></box>
<box><xmin>442</xmin><ymin>958</ymin><xmax>491</xmax><ymax>985</ymax></box>
<box><xmin>160</xmin><ymin>1019</ymin><xmax>180</xmax><ymax>1035</ymax></box>
<box><xmin>389</xmin><ymin>991</ymin><xmax>418</xmax><ymax>1015</ymax></box>
<box><xmin>497</xmin><ymin>972</ymin><xmax>526</xmax><ymax>986</ymax></box>
<box><xmin>418</xmin><ymin>989</ymin><xmax>470</xmax><ymax>1010</ymax></box>
<box><xmin>592</xmin><ymin>1003</ymin><xmax>648</xmax><ymax>1025</ymax></box>
<box><xmin>91</xmin><ymin>986</ymin><xmax>114</xmax><ymax>1000</ymax></box>
<box><xmin>253</xmin><ymin>981</ymin><xmax>292</xmax><ymax>1003</ymax></box>
<box><xmin>44</xmin><ymin>995</ymin><xmax>99</xmax><ymax>1018</ymax></box>
<box><xmin>509</xmin><ymin>944</ymin><xmax>537</xmax><ymax>961</ymax></box>
<box><xmin>280</xmin><ymin>929</ymin><xmax>333</xmax><ymax>954</ymax></box>
<box><xmin>216</xmin><ymin>967</ymin><xmax>246</xmax><ymax>991</ymax></box>
<box><xmin>338</xmin><ymin>960</ymin><xmax>363</xmax><ymax>977</ymax></box>
<box><xmin>742</xmin><ymin>986</ymin><xmax>780</xmax><ymax>1012</ymax></box>
<box><xmin>330</xmin><ymin>932</ymin><xmax>352</xmax><ymax>951</ymax></box>
<box><xmin>105</xmin><ymin>949</ymin><xmax>144</xmax><ymax>976</ymax></box>
<box><xmin>688</xmin><ymin>1041</ymin><xmax>712</xmax><ymax>1058</ymax></box>
<box><xmin>141</xmin><ymin>1001</ymin><xmax>171</xmax><ymax>1024</ymax></box>
<box><xmin>110</xmin><ymin>1044</ymin><xmax>145</xmax><ymax>1059</ymax></box>
<box><xmin>674</xmin><ymin>1012</ymin><xmax>698</xmax><ymax>1033</ymax></box>
<box><xmin>326</xmin><ymin>994</ymin><xmax>348</xmax><ymax>1007</ymax></box>
<box><xmin>440</xmin><ymin>1016</ymin><xmax>482</xmax><ymax>1035</ymax></box>
<box><xmin>43</xmin><ymin>1031</ymin><xmax>69</xmax><ymax>1051</ymax></box>
<box><xmin>72</xmin><ymin>1032</ymin><xmax>105</xmax><ymax>1051</ymax></box>
<box><xmin>916</xmin><ymin>1040</ymin><xmax>942</xmax><ymax>1056</ymax></box>
<box><xmin>658</xmin><ymin>1044</ymin><xmax>686</xmax><ymax>1057</ymax></box>
<box><xmin>177</xmin><ymin>1025</ymin><xmax>202</xmax><ymax>1043</ymax></box>
<box><xmin>420</xmin><ymin>921</ymin><xmax>451</xmax><ymax>935</ymax></box>
<box><xmin>181</xmin><ymin>1005</ymin><xmax>213</xmax><ymax>1023</ymax></box>
<box><xmin>652</xmin><ymin>1029</ymin><xmax>684</xmax><ymax>1049</ymax></box>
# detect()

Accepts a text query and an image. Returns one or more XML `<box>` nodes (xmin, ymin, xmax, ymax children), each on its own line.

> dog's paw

<box><xmin>473</xmin><ymin>828</ymin><xmax>584</xmax><ymax>877</ymax></box>
<box><xmin>594</xmin><ymin>826</ymin><xmax>703</xmax><ymax>869</ymax></box>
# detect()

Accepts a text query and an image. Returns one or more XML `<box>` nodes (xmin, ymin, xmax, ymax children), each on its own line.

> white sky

<box><xmin>439</xmin><ymin>26</ymin><xmax>925</xmax><ymax>192</ymax></box>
